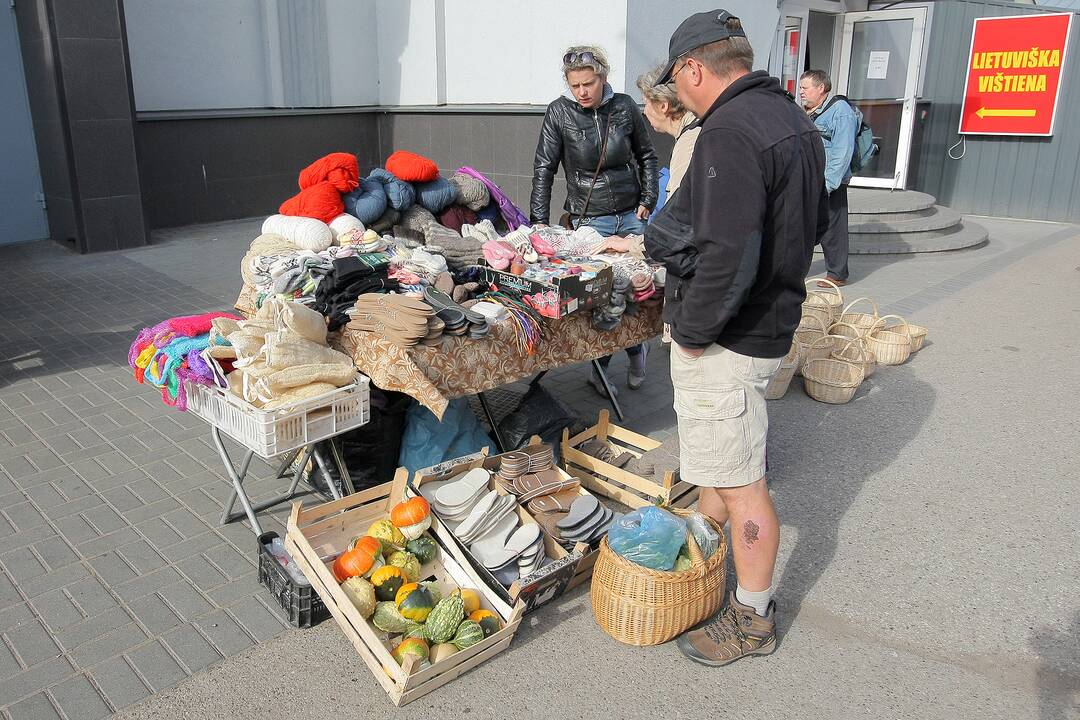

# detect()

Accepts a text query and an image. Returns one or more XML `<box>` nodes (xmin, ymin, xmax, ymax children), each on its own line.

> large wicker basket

<box><xmin>801</xmin><ymin>278</ymin><xmax>844</xmax><ymax>327</ymax></box>
<box><xmin>866</xmin><ymin>315</ymin><xmax>913</xmax><ymax>366</ymax></box>
<box><xmin>803</xmin><ymin>344</ymin><xmax>866</xmax><ymax>404</ymax></box>
<box><xmin>832</xmin><ymin>337</ymin><xmax>877</xmax><ymax>378</ymax></box>
<box><xmin>591</xmin><ymin>510</ymin><xmax>727</xmax><ymax>646</ymax></box>
<box><xmin>800</xmin><ymin>334</ymin><xmax>846</xmax><ymax>374</ymax></box>
<box><xmin>764</xmin><ymin>341</ymin><xmax>799</xmax><ymax>400</ymax></box>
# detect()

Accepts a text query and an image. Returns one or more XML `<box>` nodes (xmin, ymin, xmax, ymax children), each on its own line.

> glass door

<box><xmin>836</xmin><ymin>8</ymin><xmax>927</xmax><ymax>189</ymax></box>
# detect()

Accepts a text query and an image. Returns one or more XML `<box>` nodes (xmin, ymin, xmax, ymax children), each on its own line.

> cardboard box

<box><xmin>479</xmin><ymin>264</ymin><xmax>614</xmax><ymax>319</ymax></box>
<box><xmin>410</xmin><ymin>447</ymin><xmax>598</xmax><ymax>613</ymax></box>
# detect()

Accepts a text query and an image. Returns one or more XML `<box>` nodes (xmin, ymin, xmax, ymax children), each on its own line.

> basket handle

<box><xmin>841</xmin><ymin>296</ymin><xmax>880</xmax><ymax>317</ymax></box>
<box><xmin>828</xmin><ymin>321</ymin><xmax>866</xmax><ymax>339</ymax></box>
<box><xmin>808</xmin><ymin>333</ymin><xmax>845</xmax><ymax>351</ymax></box>
<box><xmin>837</xmin><ymin>338</ymin><xmax>868</xmax><ymax>363</ymax></box>
<box><xmin>871</xmin><ymin>314</ymin><xmax>910</xmax><ymax>333</ymax></box>
<box><xmin>798</xmin><ymin>314</ymin><xmax>829</xmax><ymax>335</ymax></box>
<box><xmin>805</xmin><ymin>277</ymin><xmax>844</xmax><ymax>299</ymax></box>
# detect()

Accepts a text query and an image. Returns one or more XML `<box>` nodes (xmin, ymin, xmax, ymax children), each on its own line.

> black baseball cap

<box><xmin>655</xmin><ymin>9</ymin><xmax>747</xmax><ymax>86</ymax></box>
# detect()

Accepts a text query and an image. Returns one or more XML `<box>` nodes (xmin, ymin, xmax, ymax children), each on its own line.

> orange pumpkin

<box><xmin>332</xmin><ymin>535</ymin><xmax>383</xmax><ymax>582</ymax></box>
<box><xmin>391</xmin><ymin>497</ymin><xmax>430</xmax><ymax>527</ymax></box>
<box><xmin>391</xmin><ymin>497</ymin><xmax>432</xmax><ymax>540</ymax></box>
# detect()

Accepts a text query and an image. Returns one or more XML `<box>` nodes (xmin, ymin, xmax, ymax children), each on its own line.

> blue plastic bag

<box><xmin>607</xmin><ymin>506</ymin><xmax>687</xmax><ymax>571</ymax></box>
<box><xmin>398</xmin><ymin>398</ymin><xmax>495</xmax><ymax>474</ymax></box>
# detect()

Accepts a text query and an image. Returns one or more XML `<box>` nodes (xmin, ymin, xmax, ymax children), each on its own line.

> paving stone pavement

<box><xmin>0</xmin><ymin>214</ymin><xmax>1076</xmax><ymax>718</ymax></box>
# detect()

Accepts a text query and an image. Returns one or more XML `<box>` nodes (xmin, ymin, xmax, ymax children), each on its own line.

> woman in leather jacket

<box><xmin>530</xmin><ymin>46</ymin><xmax>660</xmax><ymax>396</ymax></box>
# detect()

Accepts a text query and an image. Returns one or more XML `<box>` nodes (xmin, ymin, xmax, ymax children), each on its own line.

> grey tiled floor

<box><xmin>0</xmin><ymin>213</ymin><xmax>1075</xmax><ymax>717</ymax></box>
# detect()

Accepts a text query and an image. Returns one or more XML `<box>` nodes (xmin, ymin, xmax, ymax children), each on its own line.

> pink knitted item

<box><xmin>167</xmin><ymin>312</ymin><xmax>241</xmax><ymax>338</ymax></box>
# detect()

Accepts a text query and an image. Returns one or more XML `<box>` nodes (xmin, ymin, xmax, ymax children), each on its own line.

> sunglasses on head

<box><xmin>564</xmin><ymin>51</ymin><xmax>597</xmax><ymax>65</ymax></box>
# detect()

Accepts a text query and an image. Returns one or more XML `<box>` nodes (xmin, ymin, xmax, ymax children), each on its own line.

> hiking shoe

<box><xmin>627</xmin><ymin>344</ymin><xmax>649</xmax><ymax>390</ymax></box>
<box><xmin>677</xmin><ymin>592</ymin><xmax>777</xmax><ymax>666</ymax></box>
<box><xmin>588</xmin><ymin>371</ymin><xmax>618</xmax><ymax>399</ymax></box>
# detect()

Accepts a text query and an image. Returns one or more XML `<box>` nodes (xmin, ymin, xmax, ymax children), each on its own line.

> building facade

<box><xmin>3</xmin><ymin>0</ymin><xmax>1077</xmax><ymax>251</ymax></box>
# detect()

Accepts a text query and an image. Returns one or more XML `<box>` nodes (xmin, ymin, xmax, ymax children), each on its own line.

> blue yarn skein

<box><xmin>368</xmin><ymin>168</ymin><xmax>415</xmax><ymax>211</ymax></box>
<box><xmin>414</xmin><ymin>177</ymin><xmax>459</xmax><ymax>214</ymax></box>
<box><xmin>344</xmin><ymin>177</ymin><xmax>388</xmax><ymax>224</ymax></box>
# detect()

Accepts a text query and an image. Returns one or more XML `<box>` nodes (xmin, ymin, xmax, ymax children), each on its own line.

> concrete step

<box><xmin>844</xmin><ymin>221</ymin><xmax>989</xmax><ymax>254</ymax></box>
<box><xmin>848</xmin><ymin>188</ymin><xmax>937</xmax><ymax>214</ymax></box>
<box><xmin>849</xmin><ymin>205</ymin><xmax>962</xmax><ymax>234</ymax></box>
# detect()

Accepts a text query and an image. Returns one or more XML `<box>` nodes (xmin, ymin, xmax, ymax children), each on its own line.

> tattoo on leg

<box><xmin>742</xmin><ymin>520</ymin><xmax>760</xmax><ymax>550</ymax></box>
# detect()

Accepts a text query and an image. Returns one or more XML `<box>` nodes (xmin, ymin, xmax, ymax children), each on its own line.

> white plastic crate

<box><xmin>185</xmin><ymin>376</ymin><xmax>370</xmax><ymax>458</ymax></box>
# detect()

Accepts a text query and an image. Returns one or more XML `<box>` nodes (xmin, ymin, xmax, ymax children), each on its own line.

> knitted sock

<box><xmin>735</xmin><ymin>584</ymin><xmax>774</xmax><ymax>617</ymax></box>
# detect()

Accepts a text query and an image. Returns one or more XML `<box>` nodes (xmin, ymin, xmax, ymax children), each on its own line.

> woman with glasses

<box><xmin>530</xmin><ymin>46</ymin><xmax>659</xmax><ymax>396</ymax></box>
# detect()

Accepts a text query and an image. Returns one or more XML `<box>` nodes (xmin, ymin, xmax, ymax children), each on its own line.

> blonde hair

<box><xmin>636</xmin><ymin>65</ymin><xmax>689</xmax><ymax>118</ymax></box>
<box><xmin>562</xmin><ymin>46</ymin><xmax>610</xmax><ymax>79</ymax></box>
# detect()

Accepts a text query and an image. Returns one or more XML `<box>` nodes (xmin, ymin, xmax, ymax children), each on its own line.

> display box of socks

<box><xmin>409</xmin><ymin>443</ymin><xmax>608</xmax><ymax>613</ymax></box>
<box><xmin>478</xmin><ymin>264</ymin><xmax>614</xmax><ymax>319</ymax></box>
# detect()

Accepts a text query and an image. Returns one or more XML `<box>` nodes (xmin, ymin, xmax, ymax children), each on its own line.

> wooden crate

<box><xmin>410</xmin><ymin>445</ymin><xmax>598</xmax><ymax>612</ymax></box>
<box><xmin>561</xmin><ymin>410</ymin><xmax>699</xmax><ymax>511</ymax></box>
<box><xmin>284</xmin><ymin>469</ymin><xmax>524</xmax><ymax>707</ymax></box>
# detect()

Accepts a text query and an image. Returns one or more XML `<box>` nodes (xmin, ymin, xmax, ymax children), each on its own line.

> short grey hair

<box><xmin>562</xmin><ymin>45</ymin><xmax>610</xmax><ymax>79</ymax></box>
<box><xmin>636</xmin><ymin>65</ymin><xmax>689</xmax><ymax>118</ymax></box>
<box><xmin>800</xmin><ymin>69</ymin><xmax>832</xmax><ymax>93</ymax></box>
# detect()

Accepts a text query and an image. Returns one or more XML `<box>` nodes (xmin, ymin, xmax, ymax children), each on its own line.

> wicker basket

<box><xmin>837</xmin><ymin>297</ymin><xmax>880</xmax><ymax>333</ymax></box>
<box><xmin>802</xmin><ymin>278</ymin><xmax>844</xmax><ymax>327</ymax></box>
<box><xmin>591</xmin><ymin>510</ymin><xmax>727</xmax><ymax>646</ymax></box>
<box><xmin>803</xmin><ymin>347</ymin><xmax>866</xmax><ymax>405</ymax></box>
<box><xmin>792</xmin><ymin>316</ymin><xmax>828</xmax><ymax>377</ymax></box>
<box><xmin>866</xmin><ymin>315</ymin><xmax>913</xmax><ymax>366</ymax></box>
<box><xmin>895</xmin><ymin>320</ymin><xmax>929</xmax><ymax>352</ymax></box>
<box><xmin>832</xmin><ymin>337</ymin><xmax>877</xmax><ymax>378</ymax></box>
<box><xmin>828</xmin><ymin>321</ymin><xmax>864</xmax><ymax>341</ymax></box>
<box><xmin>764</xmin><ymin>341</ymin><xmax>800</xmax><ymax>400</ymax></box>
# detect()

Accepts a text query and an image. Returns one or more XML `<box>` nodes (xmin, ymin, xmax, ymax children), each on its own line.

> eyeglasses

<box><xmin>666</xmin><ymin>57</ymin><xmax>691</xmax><ymax>87</ymax></box>
<box><xmin>564</xmin><ymin>51</ymin><xmax>597</xmax><ymax>66</ymax></box>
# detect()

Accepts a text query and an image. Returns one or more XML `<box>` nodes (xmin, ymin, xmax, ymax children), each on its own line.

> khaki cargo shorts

<box><xmin>669</xmin><ymin>344</ymin><xmax>781</xmax><ymax>488</ymax></box>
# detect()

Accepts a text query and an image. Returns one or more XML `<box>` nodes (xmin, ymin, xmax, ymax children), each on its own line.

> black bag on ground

<box><xmin>309</xmin><ymin>388</ymin><xmax>413</xmax><ymax>496</ymax></box>
<box><xmin>497</xmin><ymin>384</ymin><xmax>587</xmax><ymax>460</ymax></box>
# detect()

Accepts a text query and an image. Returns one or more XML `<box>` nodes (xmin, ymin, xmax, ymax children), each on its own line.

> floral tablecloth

<box><xmin>235</xmin><ymin>285</ymin><xmax>662</xmax><ymax>418</ymax></box>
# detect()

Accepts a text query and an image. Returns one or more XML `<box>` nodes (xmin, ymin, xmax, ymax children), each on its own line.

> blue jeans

<box><xmin>577</xmin><ymin>210</ymin><xmax>648</xmax><ymax>375</ymax></box>
<box><xmin>574</xmin><ymin>210</ymin><xmax>645</xmax><ymax>237</ymax></box>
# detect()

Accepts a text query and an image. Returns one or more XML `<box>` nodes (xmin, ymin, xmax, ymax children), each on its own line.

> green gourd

<box><xmin>397</xmin><ymin>585</ymin><xmax>435</xmax><ymax>622</ymax></box>
<box><xmin>372</xmin><ymin>601</ymin><xmax>417</xmax><ymax>635</ymax></box>
<box><xmin>387</xmin><ymin>551</ymin><xmax>421</xmax><ymax>584</ymax></box>
<box><xmin>339</xmin><ymin>576</ymin><xmax>376</xmax><ymax>619</ymax></box>
<box><xmin>406</xmin><ymin>535</ymin><xmax>438</xmax><ymax>564</ymax></box>
<box><xmin>425</xmin><ymin>594</ymin><xmax>465</xmax><ymax>644</ymax></box>
<box><xmin>450</xmin><ymin>619</ymin><xmax>484</xmax><ymax>650</ymax></box>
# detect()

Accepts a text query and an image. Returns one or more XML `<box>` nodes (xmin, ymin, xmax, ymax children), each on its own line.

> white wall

<box><xmin>125</xmin><ymin>1</ymin><xmax>783</xmax><ymax>111</ymax></box>
<box><xmin>442</xmin><ymin>0</ymin><xmax>629</xmax><ymax>104</ymax></box>
<box><xmin>125</xmin><ymin>0</ymin><xmax>273</xmax><ymax>111</ymax></box>
<box><xmin>626</xmin><ymin>0</ymin><xmax>781</xmax><ymax>97</ymax></box>
<box><xmin>326</xmin><ymin>0</ymin><xmax>380</xmax><ymax>106</ymax></box>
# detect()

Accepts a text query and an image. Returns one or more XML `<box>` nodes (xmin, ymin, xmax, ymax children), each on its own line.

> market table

<box><xmin>234</xmin><ymin>284</ymin><xmax>663</xmax><ymax>428</ymax></box>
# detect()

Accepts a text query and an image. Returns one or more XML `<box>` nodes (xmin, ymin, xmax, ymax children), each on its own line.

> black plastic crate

<box><xmin>257</xmin><ymin>531</ymin><xmax>329</xmax><ymax>628</ymax></box>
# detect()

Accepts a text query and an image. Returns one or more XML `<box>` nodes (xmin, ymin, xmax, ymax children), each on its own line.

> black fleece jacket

<box><xmin>666</xmin><ymin>71</ymin><xmax>827</xmax><ymax>358</ymax></box>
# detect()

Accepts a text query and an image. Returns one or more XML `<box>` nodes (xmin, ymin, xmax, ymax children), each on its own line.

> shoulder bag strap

<box><xmin>575</xmin><ymin>114</ymin><xmax>611</xmax><ymax>222</ymax></box>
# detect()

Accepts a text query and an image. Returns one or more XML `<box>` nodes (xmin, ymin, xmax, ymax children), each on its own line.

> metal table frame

<box><xmin>476</xmin><ymin>358</ymin><xmax>622</xmax><ymax>453</ymax></box>
<box><xmin>211</xmin><ymin>428</ymin><xmax>356</xmax><ymax>536</ymax></box>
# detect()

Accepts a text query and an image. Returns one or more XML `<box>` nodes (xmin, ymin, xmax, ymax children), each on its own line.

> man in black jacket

<box><xmin>648</xmin><ymin>9</ymin><xmax>826</xmax><ymax>666</ymax></box>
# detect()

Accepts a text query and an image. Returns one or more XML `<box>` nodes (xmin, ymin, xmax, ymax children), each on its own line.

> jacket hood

<box><xmin>562</xmin><ymin>82</ymin><xmax>615</xmax><ymax>110</ymax></box>
<box><xmin>699</xmin><ymin>71</ymin><xmax>787</xmax><ymax>123</ymax></box>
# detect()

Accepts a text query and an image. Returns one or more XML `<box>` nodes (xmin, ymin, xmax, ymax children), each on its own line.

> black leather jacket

<box><xmin>530</xmin><ymin>89</ymin><xmax>659</xmax><ymax>225</ymax></box>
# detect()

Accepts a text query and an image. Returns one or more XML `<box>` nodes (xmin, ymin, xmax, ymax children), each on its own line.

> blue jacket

<box><xmin>810</xmin><ymin>97</ymin><xmax>859</xmax><ymax>193</ymax></box>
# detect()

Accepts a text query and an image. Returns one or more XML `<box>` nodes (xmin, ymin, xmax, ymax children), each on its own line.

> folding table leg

<box><xmin>476</xmin><ymin>391</ymin><xmax>506</xmax><ymax>452</ymax></box>
<box><xmin>327</xmin><ymin>438</ymin><xmax>356</xmax><ymax>496</ymax></box>
<box><xmin>591</xmin><ymin>359</ymin><xmax>625</xmax><ymax>421</ymax></box>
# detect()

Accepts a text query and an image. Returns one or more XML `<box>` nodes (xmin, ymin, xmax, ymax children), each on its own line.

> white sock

<box><xmin>735</xmin><ymin>584</ymin><xmax>773</xmax><ymax>617</ymax></box>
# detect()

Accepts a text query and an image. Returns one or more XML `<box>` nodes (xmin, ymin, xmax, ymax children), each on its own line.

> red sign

<box><xmin>959</xmin><ymin>13</ymin><xmax>1074</xmax><ymax>136</ymax></box>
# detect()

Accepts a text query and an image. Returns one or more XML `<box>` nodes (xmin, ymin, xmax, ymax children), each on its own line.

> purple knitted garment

<box><xmin>456</xmin><ymin>166</ymin><xmax>528</xmax><ymax>231</ymax></box>
<box><xmin>128</xmin><ymin>320</ymin><xmax>171</xmax><ymax>368</ymax></box>
<box><xmin>185</xmin><ymin>349</ymin><xmax>214</xmax><ymax>384</ymax></box>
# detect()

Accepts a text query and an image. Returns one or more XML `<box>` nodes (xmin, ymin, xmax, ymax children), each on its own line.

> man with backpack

<box><xmin>799</xmin><ymin>69</ymin><xmax>859</xmax><ymax>287</ymax></box>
